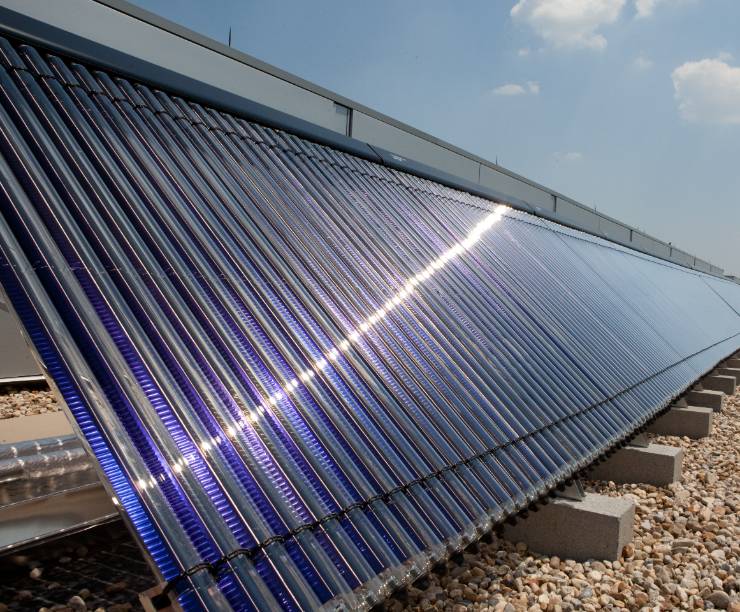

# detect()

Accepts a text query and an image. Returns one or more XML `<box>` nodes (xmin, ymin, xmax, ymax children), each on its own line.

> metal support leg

<box><xmin>554</xmin><ymin>479</ymin><xmax>586</xmax><ymax>501</ymax></box>
<box><xmin>627</xmin><ymin>432</ymin><xmax>650</xmax><ymax>448</ymax></box>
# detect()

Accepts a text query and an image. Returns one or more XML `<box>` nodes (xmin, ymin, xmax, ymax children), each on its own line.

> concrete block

<box><xmin>702</xmin><ymin>375</ymin><xmax>736</xmax><ymax>395</ymax></box>
<box><xmin>502</xmin><ymin>494</ymin><xmax>634</xmax><ymax>561</ymax></box>
<box><xmin>586</xmin><ymin>444</ymin><xmax>683</xmax><ymax>486</ymax></box>
<box><xmin>646</xmin><ymin>406</ymin><xmax>713</xmax><ymax>439</ymax></box>
<box><xmin>686</xmin><ymin>389</ymin><xmax>724</xmax><ymax>412</ymax></box>
<box><xmin>715</xmin><ymin>368</ymin><xmax>740</xmax><ymax>386</ymax></box>
<box><xmin>724</xmin><ymin>358</ymin><xmax>740</xmax><ymax>369</ymax></box>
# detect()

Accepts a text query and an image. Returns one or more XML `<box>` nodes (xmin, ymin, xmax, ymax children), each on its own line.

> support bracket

<box><xmin>627</xmin><ymin>432</ymin><xmax>650</xmax><ymax>448</ymax></box>
<box><xmin>554</xmin><ymin>479</ymin><xmax>586</xmax><ymax>501</ymax></box>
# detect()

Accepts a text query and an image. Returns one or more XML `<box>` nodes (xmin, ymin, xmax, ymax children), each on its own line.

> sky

<box><xmin>130</xmin><ymin>0</ymin><xmax>740</xmax><ymax>274</ymax></box>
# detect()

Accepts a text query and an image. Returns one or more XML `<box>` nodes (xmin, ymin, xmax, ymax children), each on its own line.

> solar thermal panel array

<box><xmin>0</xmin><ymin>37</ymin><xmax>739</xmax><ymax>611</ymax></box>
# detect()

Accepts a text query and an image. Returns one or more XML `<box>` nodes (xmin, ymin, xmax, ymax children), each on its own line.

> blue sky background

<box><xmin>131</xmin><ymin>0</ymin><xmax>739</xmax><ymax>274</ymax></box>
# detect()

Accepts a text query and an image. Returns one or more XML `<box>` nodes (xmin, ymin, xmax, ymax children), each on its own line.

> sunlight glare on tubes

<box><xmin>120</xmin><ymin>207</ymin><xmax>507</xmax><ymax>501</ymax></box>
<box><xmin>258</xmin><ymin>205</ymin><xmax>508</xmax><ymax>412</ymax></box>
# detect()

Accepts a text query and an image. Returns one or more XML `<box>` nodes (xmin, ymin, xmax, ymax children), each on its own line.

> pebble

<box><xmin>67</xmin><ymin>595</ymin><xmax>86</xmax><ymax>612</ymax></box>
<box><xmin>395</xmin><ymin>390</ymin><xmax>740</xmax><ymax>611</ymax></box>
<box><xmin>104</xmin><ymin>581</ymin><xmax>128</xmax><ymax>595</ymax></box>
<box><xmin>707</xmin><ymin>590</ymin><xmax>732</xmax><ymax>609</ymax></box>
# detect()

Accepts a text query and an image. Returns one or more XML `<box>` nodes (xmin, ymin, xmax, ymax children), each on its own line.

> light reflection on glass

<box><xmin>158</xmin><ymin>205</ymin><xmax>507</xmax><ymax>484</ymax></box>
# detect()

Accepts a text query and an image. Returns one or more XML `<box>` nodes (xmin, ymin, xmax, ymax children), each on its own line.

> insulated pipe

<box><xmin>0</xmin><ymin>435</ymin><xmax>97</xmax><ymax>506</ymax></box>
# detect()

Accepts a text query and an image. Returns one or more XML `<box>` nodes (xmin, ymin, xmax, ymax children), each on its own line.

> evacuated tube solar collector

<box><xmin>0</xmin><ymin>34</ymin><xmax>738</xmax><ymax>611</ymax></box>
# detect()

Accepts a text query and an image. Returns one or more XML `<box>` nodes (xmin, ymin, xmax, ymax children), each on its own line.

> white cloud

<box><xmin>491</xmin><ymin>81</ymin><xmax>541</xmax><ymax>96</ymax></box>
<box><xmin>634</xmin><ymin>0</ymin><xmax>660</xmax><ymax>17</ymax></box>
<box><xmin>511</xmin><ymin>0</ymin><xmax>626</xmax><ymax>50</ymax></box>
<box><xmin>635</xmin><ymin>0</ymin><xmax>698</xmax><ymax>18</ymax></box>
<box><xmin>672</xmin><ymin>58</ymin><xmax>740</xmax><ymax>124</ymax></box>
<box><xmin>633</xmin><ymin>55</ymin><xmax>654</xmax><ymax>70</ymax></box>
<box><xmin>553</xmin><ymin>151</ymin><xmax>584</xmax><ymax>162</ymax></box>
<box><xmin>492</xmin><ymin>83</ymin><xmax>527</xmax><ymax>96</ymax></box>
<box><xmin>518</xmin><ymin>47</ymin><xmax>531</xmax><ymax>57</ymax></box>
